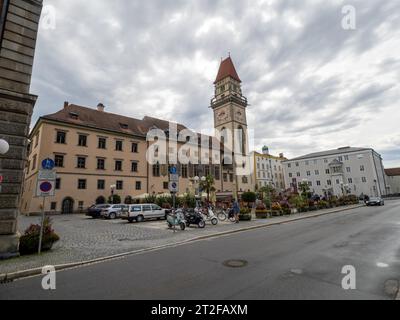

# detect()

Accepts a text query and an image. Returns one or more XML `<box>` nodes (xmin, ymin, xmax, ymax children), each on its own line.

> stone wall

<box><xmin>0</xmin><ymin>0</ymin><xmax>42</xmax><ymax>259</ymax></box>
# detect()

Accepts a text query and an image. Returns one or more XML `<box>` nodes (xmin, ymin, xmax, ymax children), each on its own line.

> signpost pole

<box><xmin>38</xmin><ymin>196</ymin><xmax>46</xmax><ymax>255</ymax></box>
<box><xmin>37</xmin><ymin>158</ymin><xmax>56</xmax><ymax>255</ymax></box>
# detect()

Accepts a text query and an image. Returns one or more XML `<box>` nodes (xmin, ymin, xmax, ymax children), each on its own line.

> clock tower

<box><xmin>211</xmin><ymin>56</ymin><xmax>248</xmax><ymax>154</ymax></box>
<box><xmin>211</xmin><ymin>56</ymin><xmax>251</xmax><ymax>198</ymax></box>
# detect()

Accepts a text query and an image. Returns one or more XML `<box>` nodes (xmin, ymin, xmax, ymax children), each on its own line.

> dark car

<box><xmin>86</xmin><ymin>204</ymin><xmax>111</xmax><ymax>218</ymax></box>
<box><xmin>365</xmin><ymin>197</ymin><xmax>384</xmax><ymax>206</ymax></box>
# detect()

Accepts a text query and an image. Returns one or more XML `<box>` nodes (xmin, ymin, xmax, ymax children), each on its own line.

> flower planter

<box><xmin>239</xmin><ymin>214</ymin><xmax>252</xmax><ymax>221</ymax></box>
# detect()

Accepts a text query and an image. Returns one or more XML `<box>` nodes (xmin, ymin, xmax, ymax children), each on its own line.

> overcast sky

<box><xmin>31</xmin><ymin>0</ymin><xmax>400</xmax><ymax>167</ymax></box>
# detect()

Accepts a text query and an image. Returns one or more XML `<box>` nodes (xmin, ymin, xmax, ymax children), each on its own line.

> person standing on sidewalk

<box><xmin>233</xmin><ymin>200</ymin><xmax>240</xmax><ymax>224</ymax></box>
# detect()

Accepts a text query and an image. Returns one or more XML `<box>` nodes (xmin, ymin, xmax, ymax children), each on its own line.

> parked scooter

<box><xmin>185</xmin><ymin>210</ymin><xmax>206</xmax><ymax>228</ymax></box>
<box><xmin>166</xmin><ymin>209</ymin><xmax>186</xmax><ymax>231</ymax></box>
<box><xmin>196</xmin><ymin>206</ymin><xmax>218</xmax><ymax>225</ymax></box>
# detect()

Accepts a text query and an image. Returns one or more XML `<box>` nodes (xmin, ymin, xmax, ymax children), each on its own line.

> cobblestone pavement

<box><xmin>0</xmin><ymin>205</ymin><xmax>363</xmax><ymax>275</ymax></box>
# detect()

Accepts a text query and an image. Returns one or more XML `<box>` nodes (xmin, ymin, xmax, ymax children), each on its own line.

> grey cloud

<box><xmin>30</xmin><ymin>0</ymin><xmax>400</xmax><ymax>167</ymax></box>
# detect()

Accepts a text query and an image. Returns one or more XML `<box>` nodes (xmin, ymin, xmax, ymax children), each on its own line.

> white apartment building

<box><xmin>252</xmin><ymin>146</ymin><xmax>286</xmax><ymax>191</ymax></box>
<box><xmin>385</xmin><ymin>168</ymin><xmax>400</xmax><ymax>195</ymax></box>
<box><xmin>283</xmin><ymin>147</ymin><xmax>387</xmax><ymax>198</ymax></box>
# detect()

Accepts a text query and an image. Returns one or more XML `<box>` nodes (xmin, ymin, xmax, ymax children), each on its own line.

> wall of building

<box><xmin>386</xmin><ymin>175</ymin><xmax>400</xmax><ymax>195</ymax></box>
<box><xmin>21</xmin><ymin>119</ymin><xmax>230</xmax><ymax>214</ymax></box>
<box><xmin>253</xmin><ymin>152</ymin><xmax>286</xmax><ymax>191</ymax></box>
<box><xmin>0</xmin><ymin>0</ymin><xmax>42</xmax><ymax>258</ymax></box>
<box><xmin>283</xmin><ymin>149</ymin><xmax>387</xmax><ymax>197</ymax></box>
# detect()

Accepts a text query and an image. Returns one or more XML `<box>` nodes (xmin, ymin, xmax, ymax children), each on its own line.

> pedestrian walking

<box><xmin>233</xmin><ymin>200</ymin><xmax>240</xmax><ymax>224</ymax></box>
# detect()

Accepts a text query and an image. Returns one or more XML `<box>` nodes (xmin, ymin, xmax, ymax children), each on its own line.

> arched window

<box><xmin>237</xmin><ymin>126</ymin><xmax>246</xmax><ymax>155</ymax></box>
<box><xmin>220</xmin><ymin>127</ymin><xmax>227</xmax><ymax>146</ymax></box>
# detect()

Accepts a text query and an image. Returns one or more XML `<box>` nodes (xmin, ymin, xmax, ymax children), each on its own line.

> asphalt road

<box><xmin>1</xmin><ymin>200</ymin><xmax>400</xmax><ymax>300</ymax></box>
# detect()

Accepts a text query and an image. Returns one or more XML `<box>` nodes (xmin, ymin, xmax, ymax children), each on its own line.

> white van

<box><xmin>120</xmin><ymin>204</ymin><xmax>167</xmax><ymax>223</ymax></box>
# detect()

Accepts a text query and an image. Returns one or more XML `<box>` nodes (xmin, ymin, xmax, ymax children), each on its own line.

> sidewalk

<box><xmin>0</xmin><ymin>204</ymin><xmax>363</xmax><ymax>280</ymax></box>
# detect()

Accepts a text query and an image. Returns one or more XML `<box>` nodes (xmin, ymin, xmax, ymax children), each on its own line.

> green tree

<box><xmin>108</xmin><ymin>194</ymin><xmax>121</xmax><ymax>204</ymax></box>
<box><xmin>199</xmin><ymin>175</ymin><xmax>216</xmax><ymax>203</ymax></box>
<box><xmin>241</xmin><ymin>191</ymin><xmax>257</xmax><ymax>206</ymax></box>
<box><xmin>124</xmin><ymin>196</ymin><xmax>133</xmax><ymax>204</ymax></box>
<box><xmin>298</xmin><ymin>182</ymin><xmax>311</xmax><ymax>199</ymax></box>
<box><xmin>144</xmin><ymin>194</ymin><xmax>157</xmax><ymax>204</ymax></box>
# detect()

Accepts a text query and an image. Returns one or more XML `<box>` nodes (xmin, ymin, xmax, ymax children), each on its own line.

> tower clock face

<box><xmin>215</xmin><ymin>107</ymin><xmax>230</xmax><ymax>125</ymax></box>
<box><xmin>235</xmin><ymin>109</ymin><xmax>246</xmax><ymax>123</ymax></box>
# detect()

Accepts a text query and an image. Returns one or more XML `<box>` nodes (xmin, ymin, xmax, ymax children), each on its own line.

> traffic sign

<box><xmin>169</xmin><ymin>181</ymin><xmax>179</xmax><ymax>193</ymax></box>
<box><xmin>169</xmin><ymin>174</ymin><xmax>179</xmax><ymax>182</ymax></box>
<box><xmin>40</xmin><ymin>181</ymin><xmax>52</xmax><ymax>193</ymax></box>
<box><xmin>169</xmin><ymin>166</ymin><xmax>177</xmax><ymax>175</ymax></box>
<box><xmin>38</xmin><ymin>170</ymin><xmax>56</xmax><ymax>180</ymax></box>
<box><xmin>42</xmin><ymin>158</ymin><xmax>55</xmax><ymax>170</ymax></box>
<box><xmin>36</xmin><ymin>179</ymin><xmax>55</xmax><ymax>197</ymax></box>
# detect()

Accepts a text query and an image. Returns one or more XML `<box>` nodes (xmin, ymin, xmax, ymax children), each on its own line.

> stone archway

<box><xmin>62</xmin><ymin>198</ymin><xmax>74</xmax><ymax>215</ymax></box>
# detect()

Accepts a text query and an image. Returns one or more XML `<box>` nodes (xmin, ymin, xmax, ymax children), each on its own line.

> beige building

<box><xmin>385</xmin><ymin>168</ymin><xmax>400</xmax><ymax>195</ymax></box>
<box><xmin>21</xmin><ymin>57</ymin><xmax>253</xmax><ymax>214</ymax></box>
<box><xmin>252</xmin><ymin>146</ymin><xmax>287</xmax><ymax>191</ymax></box>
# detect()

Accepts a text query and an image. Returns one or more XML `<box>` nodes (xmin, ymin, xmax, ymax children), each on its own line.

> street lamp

<box><xmin>0</xmin><ymin>139</ymin><xmax>10</xmax><ymax>155</ymax></box>
<box><xmin>110</xmin><ymin>184</ymin><xmax>116</xmax><ymax>204</ymax></box>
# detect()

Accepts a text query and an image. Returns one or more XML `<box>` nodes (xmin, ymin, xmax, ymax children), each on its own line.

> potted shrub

<box><xmin>318</xmin><ymin>200</ymin><xmax>329</xmax><ymax>209</ymax></box>
<box><xmin>255</xmin><ymin>202</ymin><xmax>269</xmax><ymax>218</ymax></box>
<box><xmin>271</xmin><ymin>202</ymin><xmax>282</xmax><ymax>216</ymax></box>
<box><xmin>124</xmin><ymin>196</ymin><xmax>133</xmax><ymax>204</ymax></box>
<box><xmin>108</xmin><ymin>194</ymin><xmax>121</xmax><ymax>204</ymax></box>
<box><xmin>19</xmin><ymin>217</ymin><xmax>60</xmax><ymax>256</ymax></box>
<box><xmin>241</xmin><ymin>191</ymin><xmax>257</xmax><ymax>208</ymax></box>
<box><xmin>239</xmin><ymin>208</ymin><xmax>252</xmax><ymax>221</ymax></box>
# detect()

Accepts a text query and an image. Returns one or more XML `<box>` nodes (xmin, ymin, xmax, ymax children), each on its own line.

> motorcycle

<box><xmin>196</xmin><ymin>206</ymin><xmax>218</xmax><ymax>226</ymax></box>
<box><xmin>184</xmin><ymin>209</ymin><xmax>206</xmax><ymax>229</ymax></box>
<box><xmin>166</xmin><ymin>209</ymin><xmax>186</xmax><ymax>231</ymax></box>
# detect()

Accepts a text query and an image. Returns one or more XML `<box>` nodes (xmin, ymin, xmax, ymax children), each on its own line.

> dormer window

<box><xmin>120</xmin><ymin>123</ymin><xmax>128</xmax><ymax>129</ymax></box>
<box><xmin>69</xmin><ymin>112</ymin><xmax>79</xmax><ymax>120</ymax></box>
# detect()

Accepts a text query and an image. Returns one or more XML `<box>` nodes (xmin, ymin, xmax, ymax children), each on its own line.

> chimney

<box><xmin>64</xmin><ymin>101</ymin><xmax>69</xmax><ymax>109</ymax></box>
<box><xmin>279</xmin><ymin>153</ymin><xmax>284</xmax><ymax>158</ymax></box>
<box><xmin>97</xmin><ymin>103</ymin><xmax>105</xmax><ymax>112</ymax></box>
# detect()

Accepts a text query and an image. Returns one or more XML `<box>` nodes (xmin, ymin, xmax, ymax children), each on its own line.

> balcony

<box><xmin>210</xmin><ymin>94</ymin><xmax>248</xmax><ymax>109</ymax></box>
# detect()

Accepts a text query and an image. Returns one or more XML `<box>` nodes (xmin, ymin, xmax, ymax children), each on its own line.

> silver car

<box><xmin>101</xmin><ymin>204</ymin><xmax>128</xmax><ymax>219</ymax></box>
<box><xmin>121</xmin><ymin>204</ymin><xmax>167</xmax><ymax>223</ymax></box>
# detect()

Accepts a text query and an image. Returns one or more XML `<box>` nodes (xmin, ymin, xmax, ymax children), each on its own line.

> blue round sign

<box><xmin>40</xmin><ymin>181</ymin><xmax>52</xmax><ymax>193</ymax></box>
<box><xmin>42</xmin><ymin>158</ymin><xmax>55</xmax><ymax>170</ymax></box>
<box><xmin>170</xmin><ymin>166</ymin><xmax>177</xmax><ymax>175</ymax></box>
<box><xmin>172</xmin><ymin>182</ymin><xmax>177</xmax><ymax>189</ymax></box>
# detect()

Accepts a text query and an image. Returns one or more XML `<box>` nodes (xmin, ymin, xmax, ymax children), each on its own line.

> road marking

<box><xmin>376</xmin><ymin>262</ymin><xmax>389</xmax><ymax>268</ymax></box>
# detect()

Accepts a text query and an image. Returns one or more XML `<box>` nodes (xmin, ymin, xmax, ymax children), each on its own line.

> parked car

<box><xmin>365</xmin><ymin>197</ymin><xmax>385</xmax><ymax>206</ymax></box>
<box><xmin>87</xmin><ymin>204</ymin><xmax>111</xmax><ymax>218</ymax></box>
<box><xmin>101</xmin><ymin>204</ymin><xmax>128</xmax><ymax>219</ymax></box>
<box><xmin>120</xmin><ymin>204</ymin><xmax>167</xmax><ymax>223</ymax></box>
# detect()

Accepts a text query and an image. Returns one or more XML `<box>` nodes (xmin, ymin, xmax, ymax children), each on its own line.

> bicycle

<box><xmin>215</xmin><ymin>208</ymin><xmax>236</xmax><ymax>222</ymax></box>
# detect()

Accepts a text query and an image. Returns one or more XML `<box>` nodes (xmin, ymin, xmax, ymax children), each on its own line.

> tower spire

<box><xmin>214</xmin><ymin>56</ymin><xmax>241</xmax><ymax>84</ymax></box>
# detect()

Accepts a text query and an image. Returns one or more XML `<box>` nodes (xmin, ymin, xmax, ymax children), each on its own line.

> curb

<box><xmin>0</xmin><ymin>204</ymin><xmax>364</xmax><ymax>282</ymax></box>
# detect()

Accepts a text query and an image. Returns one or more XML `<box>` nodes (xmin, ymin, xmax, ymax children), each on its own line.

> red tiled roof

<box><xmin>385</xmin><ymin>168</ymin><xmax>400</xmax><ymax>176</ymax></box>
<box><xmin>39</xmin><ymin>103</ymin><xmax>224</xmax><ymax>149</ymax></box>
<box><xmin>214</xmin><ymin>57</ymin><xmax>241</xmax><ymax>84</ymax></box>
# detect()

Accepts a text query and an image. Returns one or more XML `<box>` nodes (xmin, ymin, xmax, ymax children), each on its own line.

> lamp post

<box><xmin>110</xmin><ymin>184</ymin><xmax>116</xmax><ymax>204</ymax></box>
<box><xmin>0</xmin><ymin>139</ymin><xmax>10</xmax><ymax>155</ymax></box>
